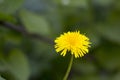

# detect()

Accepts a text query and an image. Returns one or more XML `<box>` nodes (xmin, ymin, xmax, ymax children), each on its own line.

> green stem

<box><xmin>63</xmin><ymin>55</ymin><xmax>74</xmax><ymax>80</ymax></box>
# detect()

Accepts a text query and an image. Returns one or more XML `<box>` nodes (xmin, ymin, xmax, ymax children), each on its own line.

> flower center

<box><xmin>67</xmin><ymin>36</ymin><xmax>76</xmax><ymax>47</ymax></box>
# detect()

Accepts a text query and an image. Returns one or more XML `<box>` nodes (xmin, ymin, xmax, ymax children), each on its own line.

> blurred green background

<box><xmin>0</xmin><ymin>0</ymin><xmax>120</xmax><ymax>80</ymax></box>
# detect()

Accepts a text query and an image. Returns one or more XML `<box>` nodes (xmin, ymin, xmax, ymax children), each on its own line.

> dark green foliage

<box><xmin>0</xmin><ymin>0</ymin><xmax>120</xmax><ymax>80</ymax></box>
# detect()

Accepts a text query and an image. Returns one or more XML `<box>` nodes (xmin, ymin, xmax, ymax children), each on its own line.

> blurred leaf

<box><xmin>74</xmin><ymin>60</ymin><xmax>96</xmax><ymax>75</ymax></box>
<box><xmin>6</xmin><ymin>49</ymin><xmax>30</xmax><ymax>80</ymax></box>
<box><xmin>20</xmin><ymin>10</ymin><xmax>50</xmax><ymax>35</ymax></box>
<box><xmin>0</xmin><ymin>50</ymin><xmax>30</xmax><ymax>80</ymax></box>
<box><xmin>0</xmin><ymin>76</ymin><xmax>5</xmax><ymax>80</ymax></box>
<box><xmin>29</xmin><ymin>40</ymin><xmax>55</xmax><ymax>76</ymax></box>
<box><xmin>0</xmin><ymin>13</ymin><xmax>16</xmax><ymax>22</ymax></box>
<box><xmin>0</xmin><ymin>0</ymin><xmax>4</xmax><ymax>4</ymax></box>
<box><xmin>52</xmin><ymin>0</ymin><xmax>64</xmax><ymax>5</ymax></box>
<box><xmin>112</xmin><ymin>72</ymin><xmax>120</xmax><ymax>80</ymax></box>
<box><xmin>114</xmin><ymin>0</ymin><xmax>120</xmax><ymax>10</ymax></box>
<box><xmin>107</xmin><ymin>9</ymin><xmax>120</xmax><ymax>24</ymax></box>
<box><xmin>95</xmin><ymin>43</ymin><xmax>120</xmax><ymax>70</ymax></box>
<box><xmin>4</xmin><ymin>31</ymin><xmax>22</xmax><ymax>46</ymax></box>
<box><xmin>0</xmin><ymin>26</ymin><xmax>22</xmax><ymax>49</ymax></box>
<box><xmin>96</xmin><ymin>25</ymin><xmax>120</xmax><ymax>44</ymax></box>
<box><xmin>70</xmin><ymin>0</ymin><xmax>88</xmax><ymax>8</ymax></box>
<box><xmin>72</xmin><ymin>74</ymin><xmax>110</xmax><ymax>80</ymax></box>
<box><xmin>0</xmin><ymin>0</ymin><xmax>24</xmax><ymax>14</ymax></box>
<box><xmin>93</xmin><ymin>0</ymin><xmax>113</xmax><ymax>6</ymax></box>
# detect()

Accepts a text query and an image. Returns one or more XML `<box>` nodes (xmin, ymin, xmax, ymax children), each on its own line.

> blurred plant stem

<box><xmin>63</xmin><ymin>55</ymin><xmax>73</xmax><ymax>80</ymax></box>
<box><xmin>0</xmin><ymin>21</ymin><xmax>54</xmax><ymax>44</ymax></box>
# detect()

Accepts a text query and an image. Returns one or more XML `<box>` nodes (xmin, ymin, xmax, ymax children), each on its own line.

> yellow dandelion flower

<box><xmin>54</xmin><ymin>31</ymin><xmax>91</xmax><ymax>58</ymax></box>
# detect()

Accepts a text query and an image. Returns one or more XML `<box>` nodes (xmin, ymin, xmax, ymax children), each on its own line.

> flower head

<box><xmin>54</xmin><ymin>31</ymin><xmax>91</xmax><ymax>58</ymax></box>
